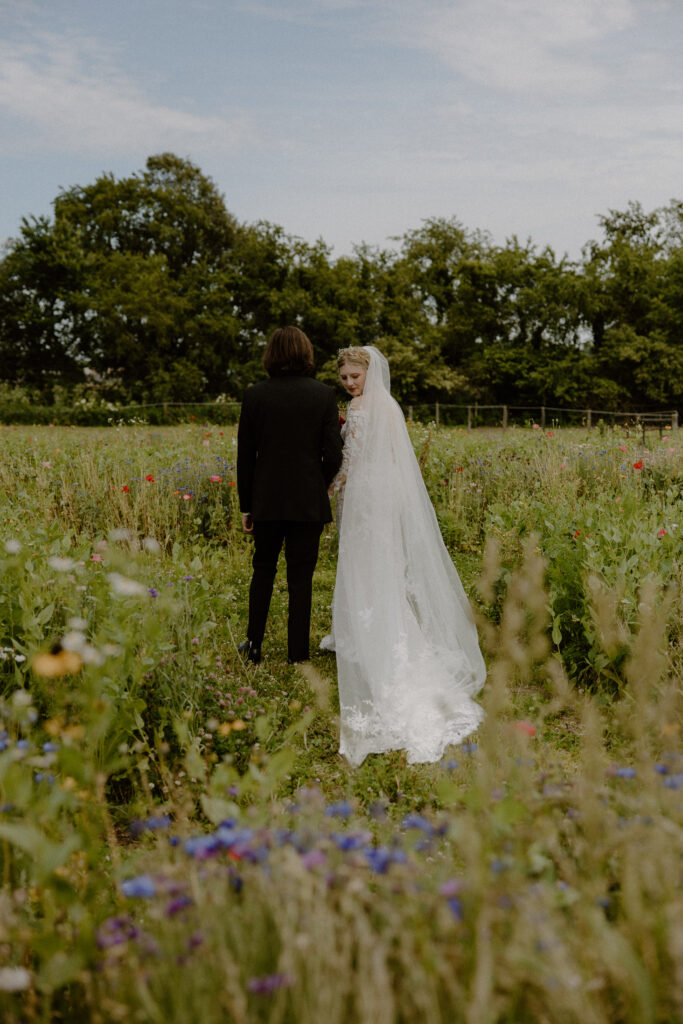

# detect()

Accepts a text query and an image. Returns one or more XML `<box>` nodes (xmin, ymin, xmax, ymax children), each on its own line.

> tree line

<box><xmin>1</xmin><ymin>152</ymin><xmax>682</xmax><ymax>409</ymax></box>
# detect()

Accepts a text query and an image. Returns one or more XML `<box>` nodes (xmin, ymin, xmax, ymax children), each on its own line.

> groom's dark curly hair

<box><xmin>262</xmin><ymin>326</ymin><xmax>315</xmax><ymax>377</ymax></box>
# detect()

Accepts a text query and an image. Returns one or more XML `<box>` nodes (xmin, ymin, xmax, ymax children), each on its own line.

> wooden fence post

<box><xmin>502</xmin><ymin>405</ymin><xmax>508</xmax><ymax>430</ymax></box>
<box><xmin>408</xmin><ymin>406</ymin><xmax>413</xmax><ymax>422</ymax></box>
<box><xmin>541</xmin><ymin>406</ymin><xmax>546</xmax><ymax>429</ymax></box>
<box><xmin>586</xmin><ymin>409</ymin><xmax>592</xmax><ymax>428</ymax></box>
<box><xmin>467</xmin><ymin>406</ymin><xmax>472</xmax><ymax>430</ymax></box>
<box><xmin>435</xmin><ymin>401</ymin><xmax>440</xmax><ymax>427</ymax></box>
<box><xmin>672</xmin><ymin>411</ymin><xmax>679</xmax><ymax>430</ymax></box>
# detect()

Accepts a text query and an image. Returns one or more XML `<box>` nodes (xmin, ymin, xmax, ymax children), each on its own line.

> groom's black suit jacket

<box><xmin>237</xmin><ymin>374</ymin><xmax>343</xmax><ymax>523</ymax></box>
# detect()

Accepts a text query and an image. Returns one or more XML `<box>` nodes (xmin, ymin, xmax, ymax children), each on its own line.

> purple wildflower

<box><xmin>247</xmin><ymin>973</ymin><xmax>293</xmax><ymax>995</ymax></box>
<box><xmin>301</xmin><ymin>849</ymin><xmax>326</xmax><ymax>869</ymax></box>
<box><xmin>166</xmin><ymin>895</ymin><xmax>193</xmax><ymax>917</ymax></box>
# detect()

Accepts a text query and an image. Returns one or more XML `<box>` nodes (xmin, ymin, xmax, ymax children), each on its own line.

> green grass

<box><xmin>0</xmin><ymin>422</ymin><xmax>681</xmax><ymax>1023</ymax></box>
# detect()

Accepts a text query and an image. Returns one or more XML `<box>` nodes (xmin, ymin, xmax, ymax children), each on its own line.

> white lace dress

<box><xmin>322</xmin><ymin>349</ymin><xmax>486</xmax><ymax>766</ymax></box>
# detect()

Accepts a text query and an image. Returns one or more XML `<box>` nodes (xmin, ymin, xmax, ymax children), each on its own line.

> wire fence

<box><xmin>1</xmin><ymin>398</ymin><xmax>678</xmax><ymax>431</ymax></box>
<box><xmin>405</xmin><ymin>403</ymin><xmax>679</xmax><ymax>434</ymax></box>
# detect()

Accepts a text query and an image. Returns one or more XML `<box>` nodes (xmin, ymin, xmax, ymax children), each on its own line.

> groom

<box><xmin>237</xmin><ymin>326</ymin><xmax>343</xmax><ymax>664</ymax></box>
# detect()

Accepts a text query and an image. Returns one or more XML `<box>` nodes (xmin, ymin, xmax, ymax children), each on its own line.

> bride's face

<box><xmin>339</xmin><ymin>362</ymin><xmax>367</xmax><ymax>398</ymax></box>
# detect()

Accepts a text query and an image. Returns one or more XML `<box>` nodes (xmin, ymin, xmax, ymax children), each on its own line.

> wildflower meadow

<box><xmin>0</xmin><ymin>420</ymin><xmax>681</xmax><ymax>1023</ymax></box>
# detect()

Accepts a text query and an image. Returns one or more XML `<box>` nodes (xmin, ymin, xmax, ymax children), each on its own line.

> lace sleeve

<box><xmin>330</xmin><ymin>405</ymin><xmax>365</xmax><ymax>494</ymax></box>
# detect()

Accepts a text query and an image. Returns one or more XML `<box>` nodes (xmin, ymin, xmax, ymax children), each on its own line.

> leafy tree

<box><xmin>0</xmin><ymin>154</ymin><xmax>241</xmax><ymax>401</ymax></box>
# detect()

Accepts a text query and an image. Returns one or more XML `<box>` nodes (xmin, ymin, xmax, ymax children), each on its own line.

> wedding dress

<box><xmin>322</xmin><ymin>346</ymin><xmax>486</xmax><ymax>766</ymax></box>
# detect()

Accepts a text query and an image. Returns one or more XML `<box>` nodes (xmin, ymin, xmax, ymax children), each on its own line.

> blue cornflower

<box><xmin>184</xmin><ymin>834</ymin><xmax>221</xmax><ymax>858</ymax></box>
<box><xmin>325</xmin><ymin>800</ymin><xmax>352</xmax><ymax>818</ymax></box>
<box><xmin>402</xmin><ymin>812</ymin><xmax>433</xmax><ymax>835</ymax></box>
<box><xmin>613</xmin><ymin>766</ymin><xmax>636</xmax><ymax>779</ymax></box>
<box><xmin>331</xmin><ymin>832</ymin><xmax>367</xmax><ymax>852</ymax></box>
<box><xmin>121</xmin><ymin>874</ymin><xmax>157</xmax><ymax>898</ymax></box>
<box><xmin>130</xmin><ymin>815</ymin><xmax>171</xmax><ymax>835</ymax></box>
<box><xmin>447</xmin><ymin>897</ymin><xmax>463</xmax><ymax>920</ymax></box>
<box><xmin>148</xmin><ymin>587</ymin><xmax>160</xmax><ymax>598</ymax></box>
<box><xmin>461</xmin><ymin>742</ymin><xmax>478</xmax><ymax>754</ymax></box>
<box><xmin>364</xmin><ymin>846</ymin><xmax>394</xmax><ymax>874</ymax></box>
<box><xmin>663</xmin><ymin>773</ymin><xmax>683</xmax><ymax>790</ymax></box>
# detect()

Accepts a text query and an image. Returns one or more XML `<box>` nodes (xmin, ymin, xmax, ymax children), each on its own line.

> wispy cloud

<box><xmin>0</xmin><ymin>30</ymin><xmax>256</xmax><ymax>155</ymax></box>
<box><xmin>380</xmin><ymin>0</ymin><xmax>639</xmax><ymax>95</ymax></box>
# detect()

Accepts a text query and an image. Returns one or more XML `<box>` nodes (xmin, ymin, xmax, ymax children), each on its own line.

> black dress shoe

<box><xmin>238</xmin><ymin>640</ymin><xmax>261</xmax><ymax>665</ymax></box>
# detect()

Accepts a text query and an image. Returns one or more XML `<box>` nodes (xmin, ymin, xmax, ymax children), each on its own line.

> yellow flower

<box><xmin>218</xmin><ymin>718</ymin><xmax>247</xmax><ymax>736</ymax></box>
<box><xmin>32</xmin><ymin>644</ymin><xmax>82</xmax><ymax>678</ymax></box>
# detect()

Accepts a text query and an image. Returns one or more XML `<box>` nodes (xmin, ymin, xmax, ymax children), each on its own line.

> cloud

<box><xmin>241</xmin><ymin>0</ymin><xmax>675</xmax><ymax>100</ymax></box>
<box><xmin>0</xmin><ymin>30</ymin><xmax>256</xmax><ymax>156</ymax></box>
<box><xmin>381</xmin><ymin>0</ymin><xmax>640</xmax><ymax>95</ymax></box>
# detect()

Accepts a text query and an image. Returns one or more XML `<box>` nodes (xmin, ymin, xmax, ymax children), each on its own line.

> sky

<box><xmin>1</xmin><ymin>0</ymin><xmax>682</xmax><ymax>261</ymax></box>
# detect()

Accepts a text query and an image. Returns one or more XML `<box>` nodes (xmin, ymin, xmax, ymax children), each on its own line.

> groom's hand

<box><xmin>242</xmin><ymin>513</ymin><xmax>254</xmax><ymax>534</ymax></box>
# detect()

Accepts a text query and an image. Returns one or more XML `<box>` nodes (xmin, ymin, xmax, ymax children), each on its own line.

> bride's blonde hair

<box><xmin>337</xmin><ymin>346</ymin><xmax>370</xmax><ymax>369</ymax></box>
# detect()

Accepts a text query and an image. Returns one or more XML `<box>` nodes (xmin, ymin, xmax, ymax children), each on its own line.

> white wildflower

<box><xmin>12</xmin><ymin>689</ymin><xmax>32</xmax><ymax>708</ymax></box>
<box><xmin>0</xmin><ymin>966</ymin><xmax>32</xmax><ymax>992</ymax></box>
<box><xmin>108</xmin><ymin>573</ymin><xmax>147</xmax><ymax>597</ymax></box>
<box><xmin>62</xmin><ymin>631</ymin><xmax>86</xmax><ymax>653</ymax></box>
<box><xmin>80</xmin><ymin>644</ymin><xmax>105</xmax><ymax>666</ymax></box>
<box><xmin>109</xmin><ymin>528</ymin><xmax>132</xmax><ymax>542</ymax></box>
<box><xmin>67</xmin><ymin>617</ymin><xmax>88</xmax><ymax>631</ymax></box>
<box><xmin>142</xmin><ymin>536</ymin><xmax>161</xmax><ymax>553</ymax></box>
<box><xmin>14</xmin><ymin>654</ymin><xmax>26</xmax><ymax>663</ymax></box>
<box><xmin>102</xmin><ymin>643</ymin><xmax>123</xmax><ymax>658</ymax></box>
<box><xmin>4</xmin><ymin>539</ymin><xmax>21</xmax><ymax>554</ymax></box>
<box><xmin>47</xmin><ymin>556</ymin><xmax>74</xmax><ymax>572</ymax></box>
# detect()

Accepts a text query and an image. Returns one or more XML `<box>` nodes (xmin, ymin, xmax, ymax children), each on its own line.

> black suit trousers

<box><xmin>247</xmin><ymin>521</ymin><xmax>324</xmax><ymax>662</ymax></box>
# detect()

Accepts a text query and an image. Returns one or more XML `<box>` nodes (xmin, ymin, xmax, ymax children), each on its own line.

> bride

<box><xmin>321</xmin><ymin>345</ymin><xmax>486</xmax><ymax>765</ymax></box>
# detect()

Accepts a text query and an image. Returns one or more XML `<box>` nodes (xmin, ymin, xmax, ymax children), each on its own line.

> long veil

<box><xmin>333</xmin><ymin>346</ymin><xmax>486</xmax><ymax>765</ymax></box>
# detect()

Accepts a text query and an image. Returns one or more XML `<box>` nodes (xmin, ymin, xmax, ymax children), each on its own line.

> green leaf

<box><xmin>200</xmin><ymin>794</ymin><xmax>239</xmax><ymax>825</ymax></box>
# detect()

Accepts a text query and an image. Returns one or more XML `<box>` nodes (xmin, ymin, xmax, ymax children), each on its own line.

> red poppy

<box><xmin>511</xmin><ymin>719</ymin><xmax>536</xmax><ymax>737</ymax></box>
<box><xmin>454</xmin><ymin>466</ymin><xmax>463</xmax><ymax>472</ymax></box>
<box><xmin>657</xmin><ymin>528</ymin><xmax>667</xmax><ymax>538</ymax></box>
<box><xmin>121</xmin><ymin>485</ymin><xmax>130</xmax><ymax>493</ymax></box>
<box><xmin>229</xmin><ymin>481</ymin><xmax>236</xmax><ymax>487</ymax></box>
<box><xmin>574</xmin><ymin>529</ymin><xmax>581</xmax><ymax>538</ymax></box>
<box><xmin>145</xmin><ymin>474</ymin><xmax>154</xmax><ymax>482</ymax></box>
<box><xmin>633</xmin><ymin>460</ymin><xmax>643</xmax><ymax>469</ymax></box>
